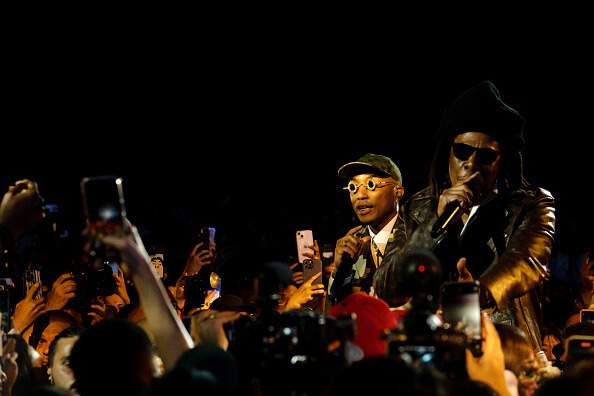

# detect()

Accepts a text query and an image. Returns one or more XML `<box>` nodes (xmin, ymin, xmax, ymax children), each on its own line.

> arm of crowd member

<box><xmin>113</xmin><ymin>264</ymin><xmax>131</xmax><ymax>306</ymax></box>
<box><xmin>465</xmin><ymin>313</ymin><xmax>512</xmax><ymax>396</ymax></box>
<box><xmin>12</xmin><ymin>283</ymin><xmax>46</xmax><ymax>334</ymax></box>
<box><xmin>285</xmin><ymin>272</ymin><xmax>325</xmax><ymax>310</ymax></box>
<box><xmin>102</xmin><ymin>226</ymin><xmax>194</xmax><ymax>371</ymax></box>
<box><xmin>1</xmin><ymin>336</ymin><xmax>18</xmax><ymax>396</ymax></box>
<box><xmin>171</xmin><ymin>241</ymin><xmax>217</xmax><ymax>316</ymax></box>
<box><xmin>182</xmin><ymin>241</ymin><xmax>216</xmax><ymax>276</ymax></box>
<box><xmin>477</xmin><ymin>191</ymin><xmax>555</xmax><ymax>310</ymax></box>
<box><xmin>0</xmin><ymin>180</ymin><xmax>45</xmax><ymax>251</ymax></box>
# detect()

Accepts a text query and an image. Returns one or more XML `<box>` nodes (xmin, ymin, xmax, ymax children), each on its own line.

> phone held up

<box><xmin>81</xmin><ymin>176</ymin><xmax>128</xmax><ymax>263</ymax></box>
<box><xmin>191</xmin><ymin>227</ymin><xmax>219</xmax><ymax>289</ymax></box>
<box><xmin>580</xmin><ymin>309</ymin><xmax>594</xmax><ymax>322</ymax></box>
<box><xmin>193</xmin><ymin>227</ymin><xmax>216</xmax><ymax>256</ymax></box>
<box><xmin>565</xmin><ymin>335</ymin><xmax>594</xmax><ymax>368</ymax></box>
<box><xmin>296</xmin><ymin>230</ymin><xmax>314</xmax><ymax>264</ymax></box>
<box><xmin>296</xmin><ymin>230</ymin><xmax>322</xmax><ymax>286</ymax></box>
<box><xmin>0</xmin><ymin>288</ymin><xmax>9</xmax><ymax>334</ymax></box>
<box><xmin>441</xmin><ymin>280</ymin><xmax>483</xmax><ymax>358</ymax></box>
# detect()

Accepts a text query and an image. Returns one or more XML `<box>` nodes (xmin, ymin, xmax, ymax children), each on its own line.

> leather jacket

<box><xmin>374</xmin><ymin>186</ymin><xmax>555</xmax><ymax>350</ymax></box>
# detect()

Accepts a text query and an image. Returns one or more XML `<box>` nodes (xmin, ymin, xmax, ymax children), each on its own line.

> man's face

<box><xmin>48</xmin><ymin>335</ymin><xmax>79</xmax><ymax>392</ymax></box>
<box><xmin>348</xmin><ymin>173</ymin><xmax>401</xmax><ymax>231</ymax></box>
<box><xmin>448</xmin><ymin>132</ymin><xmax>501</xmax><ymax>205</ymax></box>
<box><xmin>151</xmin><ymin>255</ymin><xmax>164</xmax><ymax>278</ymax></box>
<box><xmin>36</xmin><ymin>320</ymin><xmax>74</xmax><ymax>368</ymax></box>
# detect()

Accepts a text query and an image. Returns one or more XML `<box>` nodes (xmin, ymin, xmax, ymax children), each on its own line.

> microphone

<box><xmin>430</xmin><ymin>203</ymin><xmax>462</xmax><ymax>238</ymax></box>
<box><xmin>329</xmin><ymin>252</ymin><xmax>354</xmax><ymax>302</ymax></box>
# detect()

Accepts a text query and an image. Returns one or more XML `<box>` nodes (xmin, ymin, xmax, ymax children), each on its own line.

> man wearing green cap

<box><xmin>328</xmin><ymin>153</ymin><xmax>404</xmax><ymax>305</ymax></box>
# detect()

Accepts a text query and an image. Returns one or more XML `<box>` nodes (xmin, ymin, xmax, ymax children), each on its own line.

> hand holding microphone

<box><xmin>333</xmin><ymin>226</ymin><xmax>371</xmax><ymax>274</ymax></box>
<box><xmin>431</xmin><ymin>172</ymin><xmax>482</xmax><ymax>238</ymax></box>
<box><xmin>330</xmin><ymin>226</ymin><xmax>371</xmax><ymax>297</ymax></box>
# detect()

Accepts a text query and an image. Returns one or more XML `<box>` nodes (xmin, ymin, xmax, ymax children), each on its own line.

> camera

<box><xmin>232</xmin><ymin>308</ymin><xmax>355</xmax><ymax>368</ymax></box>
<box><xmin>68</xmin><ymin>262</ymin><xmax>117</xmax><ymax>313</ymax></box>
<box><xmin>72</xmin><ymin>264</ymin><xmax>117</xmax><ymax>297</ymax></box>
<box><xmin>182</xmin><ymin>273</ymin><xmax>212</xmax><ymax>315</ymax></box>
<box><xmin>231</xmin><ymin>307</ymin><xmax>355</xmax><ymax>394</ymax></box>
<box><xmin>385</xmin><ymin>250</ymin><xmax>469</xmax><ymax>380</ymax></box>
<box><xmin>227</xmin><ymin>261</ymin><xmax>355</xmax><ymax>394</ymax></box>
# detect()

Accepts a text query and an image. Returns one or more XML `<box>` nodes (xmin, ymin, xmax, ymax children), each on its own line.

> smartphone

<box><xmin>441</xmin><ymin>280</ymin><xmax>483</xmax><ymax>357</ymax></box>
<box><xmin>580</xmin><ymin>309</ymin><xmax>594</xmax><ymax>322</ymax></box>
<box><xmin>296</xmin><ymin>230</ymin><xmax>314</xmax><ymax>264</ymax></box>
<box><xmin>105</xmin><ymin>261</ymin><xmax>119</xmax><ymax>276</ymax></box>
<box><xmin>0</xmin><ymin>289</ymin><xmax>10</xmax><ymax>334</ymax></box>
<box><xmin>24</xmin><ymin>269</ymin><xmax>43</xmax><ymax>300</ymax></box>
<box><xmin>81</xmin><ymin>176</ymin><xmax>127</xmax><ymax>259</ymax></box>
<box><xmin>193</xmin><ymin>227</ymin><xmax>215</xmax><ymax>254</ymax></box>
<box><xmin>302</xmin><ymin>259</ymin><xmax>323</xmax><ymax>286</ymax></box>
<box><xmin>565</xmin><ymin>335</ymin><xmax>594</xmax><ymax>366</ymax></box>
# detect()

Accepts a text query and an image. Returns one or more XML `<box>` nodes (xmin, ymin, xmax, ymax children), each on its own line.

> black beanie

<box><xmin>438</xmin><ymin>81</ymin><xmax>525</xmax><ymax>152</ymax></box>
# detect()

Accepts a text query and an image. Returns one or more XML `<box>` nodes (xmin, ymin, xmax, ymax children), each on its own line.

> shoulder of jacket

<box><xmin>402</xmin><ymin>187</ymin><xmax>433</xmax><ymax>221</ymax></box>
<box><xmin>510</xmin><ymin>186</ymin><xmax>555</xmax><ymax>203</ymax></box>
<box><xmin>410</xmin><ymin>187</ymin><xmax>432</xmax><ymax>200</ymax></box>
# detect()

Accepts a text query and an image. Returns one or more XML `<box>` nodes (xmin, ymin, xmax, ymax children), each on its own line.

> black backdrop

<box><xmin>3</xmin><ymin>26</ymin><xmax>593</xmax><ymax>284</ymax></box>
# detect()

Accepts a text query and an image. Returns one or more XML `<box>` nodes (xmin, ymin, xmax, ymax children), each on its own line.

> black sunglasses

<box><xmin>452</xmin><ymin>143</ymin><xmax>500</xmax><ymax>165</ymax></box>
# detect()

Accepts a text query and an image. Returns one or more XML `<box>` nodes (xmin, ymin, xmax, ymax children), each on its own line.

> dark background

<box><xmin>3</xmin><ymin>22</ymin><xmax>593</xmax><ymax>285</ymax></box>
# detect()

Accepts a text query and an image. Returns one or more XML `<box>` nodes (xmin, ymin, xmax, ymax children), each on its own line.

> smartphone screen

<box><xmin>193</xmin><ymin>227</ymin><xmax>215</xmax><ymax>254</ymax></box>
<box><xmin>580</xmin><ymin>309</ymin><xmax>594</xmax><ymax>322</ymax></box>
<box><xmin>565</xmin><ymin>335</ymin><xmax>594</xmax><ymax>367</ymax></box>
<box><xmin>81</xmin><ymin>176</ymin><xmax>127</xmax><ymax>259</ymax></box>
<box><xmin>81</xmin><ymin>176</ymin><xmax>126</xmax><ymax>227</ymax></box>
<box><xmin>24</xmin><ymin>269</ymin><xmax>43</xmax><ymax>300</ymax></box>
<box><xmin>441</xmin><ymin>281</ymin><xmax>482</xmax><ymax>357</ymax></box>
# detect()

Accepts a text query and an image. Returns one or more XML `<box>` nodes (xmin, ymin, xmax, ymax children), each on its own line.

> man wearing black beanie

<box><xmin>374</xmin><ymin>81</ymin><xmax>555</xmax><ymax>351</ymax></box>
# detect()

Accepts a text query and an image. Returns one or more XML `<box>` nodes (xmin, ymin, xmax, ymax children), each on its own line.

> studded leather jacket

<box><xmin>374</xmin><ymin>186</ymin><xmax>555</xmax><ymax>350</ymax></box>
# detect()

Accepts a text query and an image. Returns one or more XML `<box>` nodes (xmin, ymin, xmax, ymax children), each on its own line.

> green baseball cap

<box><xmin>338</xmin><ymin>153</ymin><xmax>402</xmax><ymax>185</ymax></box>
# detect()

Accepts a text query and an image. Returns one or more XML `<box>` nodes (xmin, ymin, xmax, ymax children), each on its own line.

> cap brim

<box><xmin>338</xmin><ymin>162</ymin><xmax>391</xmax><ymax>180</ymax></box>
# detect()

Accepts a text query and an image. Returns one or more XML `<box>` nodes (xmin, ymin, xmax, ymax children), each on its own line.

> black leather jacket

<box><xmin>374</xmin><ymin>186</ymin><xmax>555</xmax><ymax>350</ymax></box>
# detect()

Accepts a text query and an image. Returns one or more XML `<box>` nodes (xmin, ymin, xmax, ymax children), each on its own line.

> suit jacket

<box><xmin>374</xmin><ymin>186</ymin><xmax>555</xmax><ymax>350</ymax></box>
<box><xmin>328</xmin><ymin>222</ymin><xmax>399</xmax><ymax>307</ymax></box>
